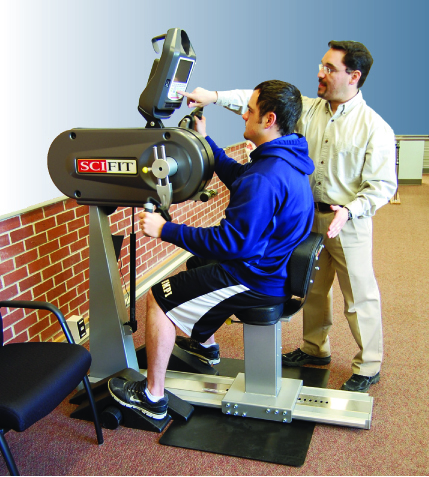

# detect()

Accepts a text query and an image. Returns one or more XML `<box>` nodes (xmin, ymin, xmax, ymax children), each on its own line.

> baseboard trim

<box><xmin>398</xmin><ymin>179</ymin><xmax>422</xmax><ymax>185</ymax></box>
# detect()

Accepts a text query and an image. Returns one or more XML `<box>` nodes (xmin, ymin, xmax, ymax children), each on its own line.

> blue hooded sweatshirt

<box><xmin>161</xmin><ymin>134</ymin><xmax>315</xmax><ymax>297</ymax></box>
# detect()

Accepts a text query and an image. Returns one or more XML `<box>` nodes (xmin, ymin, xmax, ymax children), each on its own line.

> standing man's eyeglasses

<box><xmin>319</xmin><ymin>64</ymin><xmax>353</xmax><ymax>75</ymax></box>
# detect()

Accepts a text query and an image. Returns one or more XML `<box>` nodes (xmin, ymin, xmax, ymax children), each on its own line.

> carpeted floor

<box><xmin>1</xmin><ymin>177</ymin><xmax>428</xmax><ymax>475</ymax></box>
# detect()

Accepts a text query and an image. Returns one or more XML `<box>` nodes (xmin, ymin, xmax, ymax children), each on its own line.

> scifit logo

<box><xmin>77</xmin><ymin>159</ymin><xmax>137</xmax><ymax>174</ymax></box>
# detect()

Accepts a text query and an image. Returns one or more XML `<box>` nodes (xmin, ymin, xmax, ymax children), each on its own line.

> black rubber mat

<box><xmin>160</xmin><ymin>358</ymin><xmax>329</xmax><ymax>467</ymax></box>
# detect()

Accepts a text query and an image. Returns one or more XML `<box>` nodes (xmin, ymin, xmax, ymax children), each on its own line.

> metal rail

<box><xmin>161</xmin><ymin>370</ymin><xmax>373</xmax><ymax>429</ymax></box>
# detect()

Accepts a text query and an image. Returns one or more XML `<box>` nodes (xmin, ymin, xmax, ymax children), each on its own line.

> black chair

<box><xmin>0</xmin><ymin>300</ymin><xmax>103</xmax><ymax>476</ymax></box>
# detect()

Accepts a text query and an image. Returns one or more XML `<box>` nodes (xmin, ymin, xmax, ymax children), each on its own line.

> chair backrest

<box><xmin>0</xmin><ymin>310</ymin><xmax>3</xmax><ymax>346</ymax></box>
<box><xmin>0</xmin><ymin>300</ymin><xmax>75</xmax><ymax>346</ymax></box>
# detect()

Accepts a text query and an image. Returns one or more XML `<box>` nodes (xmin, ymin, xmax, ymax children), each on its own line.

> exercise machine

<box><xmin>48</xmin><ymin>28</ymin><xmax>373</xmax><ymax>434</ymax></box>
<box><xmin>49</xmin><ymin>29</ymin><xmax>213</xmax><ymax>382</ymax></box>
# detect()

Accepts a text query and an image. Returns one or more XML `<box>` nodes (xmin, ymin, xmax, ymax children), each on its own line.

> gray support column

<box><xmin>89</xmin><ymin>206</ymin><xmax>139</xmax><ymax>379</ymax></box>
<box><xmin>243</xmin><ymin>322</ymin><xmax>282</xmax><ymax>396</ymax></box>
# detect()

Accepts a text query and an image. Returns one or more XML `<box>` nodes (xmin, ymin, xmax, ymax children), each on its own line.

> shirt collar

<box><xmin>336</xmin><ymin>90</ymin><xmax>364</xmax><ymax>115</ymax></box>
<box><xmin>323</xmin><ymin>90</ymin><xmax>364</xmax><ymax>116</ymax></box>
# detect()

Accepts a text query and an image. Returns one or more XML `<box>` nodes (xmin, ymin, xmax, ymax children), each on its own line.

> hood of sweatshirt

<box><xmin>249</xmin><ymin>134</ymin><xmax>315</xmax><ymax>176</ymax></box>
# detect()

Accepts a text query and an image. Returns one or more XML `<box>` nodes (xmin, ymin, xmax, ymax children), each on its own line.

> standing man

<box><xmin>179</xmin><ymin>41</ymin><xmax>397</xmax><ymax>393</ymax></box>
<box><xmin>108</xmin><ymin>80</ymin><xmax>315</xmax><ymax>419</ymax></box>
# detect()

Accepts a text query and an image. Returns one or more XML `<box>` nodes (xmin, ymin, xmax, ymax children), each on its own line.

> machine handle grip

<box><xmin>145</xmin><ymin>198</ymin><xmax>172</xmax><ymax>222</ymax></box>
<box><xmin>144</xmin><ymin>202</ymin><xmax>155</xmax><ymax>213</ymax></box>
<box><xmin>151</xmin><ymin>34</ymin><xmax>166</xmax><ymax>54</ymax></box>
<box><xmin>178</xmin><ymin>107</ymin><xmax>204</xmax><ymax>130</ymax></box>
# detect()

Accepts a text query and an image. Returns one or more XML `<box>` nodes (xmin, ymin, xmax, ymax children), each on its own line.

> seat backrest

<box><xmin>286</xmin><ymin>232</ymin><xmax>324</xmax><ymax>298</ymax></box>
<box><xmin>234</xmin><ymin>232</ymin><xmax>324</xmax><ymax>325</ymax></box>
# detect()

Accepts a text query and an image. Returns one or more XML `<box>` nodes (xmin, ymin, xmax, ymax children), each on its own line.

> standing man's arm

<box><xmin>180</xmin><ymin>88</ymin><xmax>252</xmax><ymax>115</ymax></box>
<box><xmin>327</xmin><ymin>124</ymin><xmax>397</xmax><ymax>238</ymax></box>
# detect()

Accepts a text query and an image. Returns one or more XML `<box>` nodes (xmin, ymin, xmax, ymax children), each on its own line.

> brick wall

<box><xmin>0</xmin><ymin>142</ymin><xmax>250</xmax><ymax>344</ymax></box>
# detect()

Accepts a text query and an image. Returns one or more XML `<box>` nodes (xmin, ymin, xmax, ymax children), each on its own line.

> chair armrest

<box><xmin>0</xmin><ymin>300</ymin><xmax>76</xmax><ymax>344</ymax></box>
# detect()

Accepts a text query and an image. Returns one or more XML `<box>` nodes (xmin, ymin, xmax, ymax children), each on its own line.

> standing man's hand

<box><xmin>178</xmin><ymin>88</ymin><xmax>218</xmax><ymax>108</ymax></box>
<box><xmin>139</xmin><ymin>211</ymin><xmax>166</xmax><ymax>238</ymax></box>
<box><xmin>326</xmin><ymin>206</ymin><xmax>349</xmax><ymax>238</ymax></box>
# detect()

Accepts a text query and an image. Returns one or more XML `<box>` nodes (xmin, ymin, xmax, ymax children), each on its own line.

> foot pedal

<box><xmin>119</xmin><ymin>404</ymin><xmax>171</xmax><ymax>432</ymax></box>
<box><xmin>165</xmin><ymin>389</ymin><xmax>194</xmax><ymax>421</ymax></box>
<box><xmin>71</xmin><ymin>385</ymin><xmax>171</xmax><ymax>432</ymax></box>
<box><xmin>136</xmin><ymin>344</ymin><xmax>219</xmax><ymax>375</ymax></box>
<box><xmin>70</xmin><ymin>368</ymin><xmax>193</xmax><ymax>430</ymax></box>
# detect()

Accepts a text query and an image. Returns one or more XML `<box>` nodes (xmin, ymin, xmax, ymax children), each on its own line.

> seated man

<box><xmin>108</xmin><ymin>80</ymin><xmax>315</xmax><ymax>420</ymax></box>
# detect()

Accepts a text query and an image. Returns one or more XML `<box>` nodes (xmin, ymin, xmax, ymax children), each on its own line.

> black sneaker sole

<box><xmin>282</xmin><ymin>355</ymin><xmax>331</xmax><ymax>367</ymax></box>
<box><xmin>179</xmin><ymin>348</ymin><xmax>220</xmax><ymax>365</ymax></box>
<box><xmin>108</xmin><ymin>381</ymin><xmax>167</xmax><ymax>420</ymax></box>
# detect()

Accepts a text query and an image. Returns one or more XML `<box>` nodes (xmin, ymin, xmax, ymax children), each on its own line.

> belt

<box><xmin>314</xmin><ymin>202</ymin><xmax>333</xmax><ymax>212</ymax></box>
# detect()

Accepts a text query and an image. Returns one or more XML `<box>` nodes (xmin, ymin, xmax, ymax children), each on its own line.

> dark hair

<box><xmin>328</xmin><ymin>40</ymin><xmax>373</xmax><ymax>88</ymax></box>
<box><xmin>254</xmin><ymin>80</ymin><xmax>302</xmax><ymax>136</ymax></box>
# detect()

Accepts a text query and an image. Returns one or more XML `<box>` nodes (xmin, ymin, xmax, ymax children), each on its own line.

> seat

<box><xmin>0</xmin><ymin>300</ymin><xmax>103</xmax><ymax>476</ymax></box>
<box><xmin>234</xmin><ymin>232</ymin><xmax>324</xmax><ymax>397</ymax></box>
<box><xmin>235</xmin><ymin>232</ymin><xmax>324</xmax><ymax>326</ymax></box>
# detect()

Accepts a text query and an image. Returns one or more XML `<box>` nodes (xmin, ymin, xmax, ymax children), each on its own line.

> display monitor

<box><xmin>138</xmin><ymin>29</ymin><xmax>196</xmax><ymax>125</ymax></box>
<box><xmin>168</xmin><ymin>58</ymin><xmax>195</xmax><ymax>100</ymax></box>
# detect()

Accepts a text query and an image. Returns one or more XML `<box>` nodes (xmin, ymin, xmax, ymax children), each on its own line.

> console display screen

<box><xmin>174</xmin><ymin>59</ymin><xmax>194</xmax><ymax>83</ymax></box>
<box><xmin>168</xmin><ymin>58</ymin><xmax>195</xmax><ymax>100</ymax></box>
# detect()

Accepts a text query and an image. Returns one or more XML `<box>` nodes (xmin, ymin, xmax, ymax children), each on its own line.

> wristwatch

<box><xmin>344</xmin><ymin>207</ymin><xmax>353</xmax><ymax>220</ymax></box>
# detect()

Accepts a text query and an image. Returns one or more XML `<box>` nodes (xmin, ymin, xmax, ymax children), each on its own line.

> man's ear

<box><xmin>265</xmin><ymin>112</ymin><xmax>277</xmax><ymax>129</ymax></box>
<box><xmin>349</xmin><ymin>70</ymin><xmax>361</xmax><ymax>87</ymax></box>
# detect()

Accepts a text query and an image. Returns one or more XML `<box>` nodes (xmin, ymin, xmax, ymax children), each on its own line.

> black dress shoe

<box><xmin>341</xmin><ymin>373</ymin><xmax>380</xmax><ymax>393</ymax></box>
<box><xmin>282</xmin><ymin>348</ymin><xmax>331</xmax><ymax>367</ymax></box>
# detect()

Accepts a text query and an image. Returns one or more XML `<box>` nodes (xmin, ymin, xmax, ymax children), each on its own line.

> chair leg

<box><xmin>81</xmin><ymin>375</ymin><xmax>104</xmax><ymax>445</ymax></box>
<box><xmin>0</xmin><ymin>430</ymin><xmax>19</xmax><ymax>476</ymax></box>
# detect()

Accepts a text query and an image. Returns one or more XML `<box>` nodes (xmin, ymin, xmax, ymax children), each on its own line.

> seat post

<box><xmin>243</xmin><ymin>322</ymin><xmax>282</xmax><ymax>396</ymax></box>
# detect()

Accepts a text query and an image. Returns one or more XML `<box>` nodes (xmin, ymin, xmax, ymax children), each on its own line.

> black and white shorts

<box><xmin>151</xmin><ymin>257</ymin><xmax>288</xmax><ymax>342</ymax></box>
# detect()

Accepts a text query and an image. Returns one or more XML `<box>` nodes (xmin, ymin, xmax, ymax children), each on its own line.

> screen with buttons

<box><xmin>168</xmin><ymin>58</ymin><xmax>195</xmax><ymax>100</ymax></box>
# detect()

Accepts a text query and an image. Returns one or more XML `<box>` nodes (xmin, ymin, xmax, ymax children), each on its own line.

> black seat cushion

<box><xmin>0</xmin><ymin>342</ymin><xmax>91</xmax><ymax>431</ymax></box>
<box><xmin>235</xmin><ymin>303</ymin><xmax>284</xmax><ymax>326</ymax></box>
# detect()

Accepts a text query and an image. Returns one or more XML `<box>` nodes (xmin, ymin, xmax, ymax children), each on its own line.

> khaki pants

<box><xmin>301</xmin><ymin>210</ymin><xmax>383</xmax><ymax>376</ymax></box>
